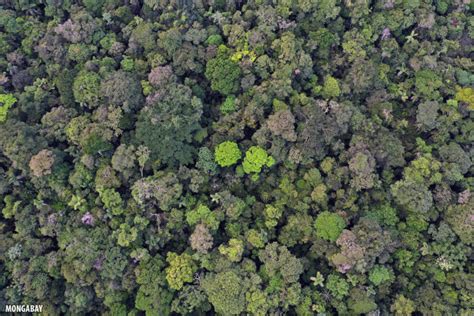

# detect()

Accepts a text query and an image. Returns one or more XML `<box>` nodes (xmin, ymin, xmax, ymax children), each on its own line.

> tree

<box><xmin>415</xmin><ymin>70</ymin><xmax>442</xmax><ymax>99</ymax></box>
<box><xmin>0</xmin><ymin>120</ymin><xmax>48</xmax><ymax>172</ymax></box>
<box><xmin>29</xmin><ymin>149</ymin><xmax>55</xmax><ymax>177</ymax></box>
<box><xmin>325</xmin><ymin>274</ymin><xmax>349</xmax><ymax>300</ymax></box>
<box><xmin>416</xmin><ymin>101</ymin><xmax>440</xmax><ymax>130</ymax></box>
<box><xmin>332</xmin><ymin>219</ymin><xmax>396</xmax><ymax>274</ymax></box>
<box><xmin>219</xmin><ymin>238</ymin><xmax>244</xmax><ymax>262</ymax></box>
<box><xmin>201</xmin><ymin>270</ymin><xmax>247</xmax><ymax>315</ymax></box>
<box><xmin>135</xmin><ymin>256</ymin><xmax>173</xmax><ymax>315</ymax></box>
<box><xmin>391</xmin><ymin>154</ymin><xmax>441</xmax><ymax>215</ymax></box>
<box><xmin>189</xmin><ymin>224</ymin><xmax>213</xmax><ymax>254</ymax></box>
<box><xmin>134</xmin><ymin>83</ymin><xmax>202</xmax><ymax>166</ymax></box>
<box><xmin>131</xmin><ymin>172</ymin><xmax>183</xmax><ymax>211</ymax></box>
<box><xmin>446</xmin><ymin>198</ymin><xmax>474</xmax><ymax>245</ymax></box>
<box><xmin>0</xmin><ymin>1</ymin><xmax>471</xmax><ymax>314</ymax></box>
<box><xmin>242</xmin><ymin>146</ymin><xmax>275</xmax><ymax>175</ymax></box>
<box><xmin>0</xmin><ymin>93</ymin><xmax>16</xmax><ymax>122</ymax></box>
<box><xmin>171</xmin><ymin>285</ymin><xmax>210</xmax><ymax>315</ymax></box>
<box><xmin>391</xmin><ymin>180</ymin><xmax>433</xmax><ymax>214</ymax></box>
<box><xmin>348</xmin><ymin>150</ymin><xmax>377</xmax><ymax>191</ymax></box>
<box><xmin>264</xmin><ymin>204</ymin><xmax>283</xmax><ymax>228</ymax></box>
<box><xmin>278</xmin><ymin>213</ymin><xmax>314</xmax><ymax>247</ymax></box>
<box><xmin>111</xmin><ymin>144</ymin><xmax>136</xmax><ymax>178</ymax></box>
<box><xmin>165</xmin><ymin>252</ymin><xmax>197</xmax><ymax>290</ymax></box>
<box><xmin>100</xmin><ymin>70</ymin><xmax>143</xmax><ymax>112</ymax></box>
<box><xmin>214</xmin><ymin>141</ymin><xmax>242</xmax><ymax>167</ymax></box>
<box><xmin>314</xmin><ymin>211</ymin><xmax>346</xmax><ymax>242</ymax></box>
<box><xmin>97</xmin><ymin>188</ymin><xmax>123</xmax><ymax>214</ymax></box>
<box><xmin>186</xmin><ymin>204</ymin><xmax>219</xmax><ymax>231</ymax></box>
<box><xmin>320</xmin><ymin>75</ymin><xmax>341</xmax><ymax>99</ymax></box>
<box><xmin>54</xmin><ymin>12</ymin><xmax>99</xmax><ymax>44</ymax></box>
<box><xmin>266</xmin><ymin>110</ymin><xmax>297</xmax><ymax>142</ymax></box>
<box><xmin>205</xmin><ymin>46</ymin><xmax>241</xmax><ymax>95</ymax></box>
<box><xmin>438</xmin><ymin>142</ymin><xmax>471</xmax><ymax>176</ymax></box>
<box><xmin>116</xmin><ymin>223</ymin><xmax>138</xmax><ymax>247</ymax></box>
<box><xmin>220</xmin><ymin>95</ymin><xmax>237</xmax><ymax>114</ymax></box>
<box><xmin>41</xmin><ymin>106</ymin><xmax>77</xmax><ymax>142</ymax></box>
<box><xmin>348</xmin><ymin>288</ymin><xmax>377</xmax><ymax>314</ymax></box>
<box><xmin>2</xmin><ymin>195</ymin><xmax>21</xmax><ymax>219</ymax></box>
<box><xmin>196</xmin><ymin>147</ymin><xmax>218</xmax><ymax>175</ymax></box>
<box><xmin>390</xmin><ymin>295</ymin><xmax>416</xmax><ymax>316</ymax></box>
<box><xmin>365</xmin><ymin>203</ymin><xmax>399</xmax><ymax>227</ymax></box>
<box><xmin>135</xmin><ymin>145</ymin><xmax>150</xmax><ymax>177</ymax></box>
<box><xmin>73</xmin><ymin>71</ymin><xmax>101</xmax><ymax>108</ymax></box>
<box><xmin>95</xmin><ymin>164</ymin><xmax>120</xmax><ymax>189</ymax></box>
<box><xmin>455</xmin><ymin>87</ymin><xmax>474</xmax><ymax>109</ymax></box>
<box><xmin>148</xmin><ymin>66</ymin><xmax>176</xmax><ymax>88</ymax></box>
<box><xmin>258</xmin><ymin>243</ymin><xmax>303</xmax><ymax>285</ymax></box>
<box><xmin>369</xmin><ymin>265</ymin><xmax>393</xmax><ymax>286</ymax></box>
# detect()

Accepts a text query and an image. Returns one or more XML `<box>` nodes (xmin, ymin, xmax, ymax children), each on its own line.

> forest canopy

<box><xmin>0</xmin><ymin>0</ymin><xmax>473</xmax><ymax>315</ymax></box>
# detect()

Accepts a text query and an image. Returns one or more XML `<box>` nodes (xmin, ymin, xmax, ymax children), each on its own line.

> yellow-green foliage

<box><xmin>369</xmin><ymin>265</ymin><xmax>392</xmax><ymax>286</ymax></box>
<box><xmin>2</xmin><ymin>195</ymin><xmax>21</xmax><ymax>219</ymax></box>
<box><xmin>0</xmin><ymin>93</ymin><xmax>16</xmax><ymax>122</ymax></box>
<box><xmin>314</xmin><ymin>211</ymin><xmax>346</xmax><ymax>242</ymax></box>
<box><xmin>186</xmin><ymin>204</ymin><xmax>219</xmax><ymax>230</ymax></box>
<box><xmin>455</xmin><ymin>87</ymin><xmax>474</xmax><ymax>110</ymax></box>
<box><xmin>215</xmin><ymin>141</ymin><xmax>242</xmax><ymax>167</ymax></box>
<box><xmin>220</xmin><ymin>95</ymin><xmax>237</xmax><ymax>114</ymax></box>
<box><xmin>231</xmin><ymin>42</ymin><xmax>257</xmax><ymax>62</ymax></box>
<box><xmin>390</xmin><ymin>295</ymin><xmax>416</xmax><ymax>315</ymax></box>
<box><xmin>264</xmin><ymin>204</ymin><xmax>282</xmax><ymax>228</ymax></box>
<box><xmin>165</xmin><ymin>252</ymin><xmax>197</xmax><ymax>290</ymax></box>
<box><xmin>219</xmin><ymin>238</ymin><xmax>244</xmax><ymax>262</ymax></box>
<box><xmin>117</xmin><ymin>223</ymin><xmax>138</xmax><ymax>247</ymax></box>
<box><xmin>242</xmin><ymin>146</ymin><xmax>275</xmax><ymax>175</ymax></box>
<box><xmin>246</xmin><ymin>229</ymin><xmax>265</xmax><ymax>248</ymax></box>
<box><xmin>321</xmin><ymin>75</ymin><xmax>341</xmax><ymax>99</ymax></box>
<box><xmin>403</xmin><ymin>154</ymin><xmax>442</xmax><ymax>185</ymax></box>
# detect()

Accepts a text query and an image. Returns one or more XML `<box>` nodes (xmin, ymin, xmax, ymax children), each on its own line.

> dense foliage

<box><xmin>0</xmin><ymin>0</ymin><xmax>473</xmax><ymax>315</ymax></box>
